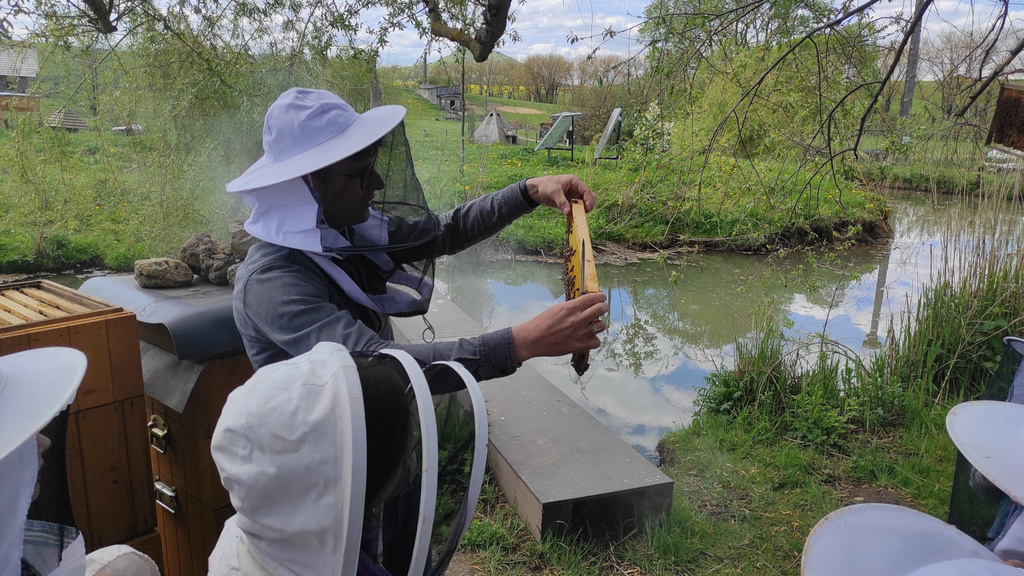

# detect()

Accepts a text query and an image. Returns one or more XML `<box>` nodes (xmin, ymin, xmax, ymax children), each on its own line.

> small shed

<box><xmin>0</xmin><ymin>45</ymin><xmax>39</xmax><ymax>94</ymax></box>
<box><xmin>473</xmin><ymin>108</ymin><xmax>515</xmax><ymax>144</ymax></box>
<box><xmin>45</xmin><ymin>107</ymin><xmax>90</xmax><ymax>132</ymax></box>
<box><xmin>435</xmin><ymin>85</ymin><xmax>462</xmax><ymax>112</ymax></box>
<box><xmin>417</xmin><ymin>84</ymin><xmax>463</xmax><ymax>112</ymax></box>
<box><xmin>417</xmin><ymin>84</ymin><xmax>438</xmax><ymax>100</ymax></box>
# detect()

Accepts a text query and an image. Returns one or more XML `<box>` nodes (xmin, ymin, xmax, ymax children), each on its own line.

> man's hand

<box><xmin>510</xmin><ymin>292</ymin><xmax>609</xmax><ymax>364</ymax></box>
<box><xmin>525</xmin><ymin>175</ymin><xmax>597</xmax><ymax>215</ymax></box>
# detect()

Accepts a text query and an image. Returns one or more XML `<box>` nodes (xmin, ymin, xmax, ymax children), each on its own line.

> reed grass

<box><xmin>697</xmin><ymin>174</ymin><xmax>1024</xmax><ymax>438</ymax></box>
<box><xmin>883</xmin><ymin>192</ymin><xmax>1024</xmax><ymax>405</ymax></box>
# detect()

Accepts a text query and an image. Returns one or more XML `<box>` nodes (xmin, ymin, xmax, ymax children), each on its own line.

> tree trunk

<box><xmin>899</xmin><ymin>2</ymin><xmax>923</xmax><ymax>120</ymax></box>
<box><xmin>460</xmin><ymin>49</ymin><xmax>466</xmax><ymax>177</ymax></box>
<box><xmin>370</xmin><ymin>59</ymin><xmax>382</xmax><ymax>108</ymax></box>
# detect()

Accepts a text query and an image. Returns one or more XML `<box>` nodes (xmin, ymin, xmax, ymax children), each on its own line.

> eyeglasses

<box><xmin>317</xmin><ymin>153</ymin><xmax>379</xmax><ymax>189</ymax></box>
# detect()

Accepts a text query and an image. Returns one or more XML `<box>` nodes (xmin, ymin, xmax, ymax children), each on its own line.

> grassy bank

<box><xmin>408</xmin><ymin>88</ymin><xmax>889</xmax><ymax>253</ymax></box>
<box><xmin>0</xmin><ymin>86</ymin><xmax>889</xmax><ymax>271</ymax></box>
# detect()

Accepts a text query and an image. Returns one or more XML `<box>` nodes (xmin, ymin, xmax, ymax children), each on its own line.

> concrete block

<box><xmin>393</xmin><ymin>292</ymin><xmax>673</xmax><ymax>540</ymax></box>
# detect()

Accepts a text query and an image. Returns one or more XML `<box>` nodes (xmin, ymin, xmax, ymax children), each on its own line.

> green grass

<box><xmin>0</xmin><ymin>85</ymin><xmax>890</xmax><ymax>271</ymax></box>
<box><xmin>0</xmin><ymin>118</ymin><xmax>234</xmax><ymax>271</ymax></box>
<box><xmin>408</xmin><ymin>118</ymin><xmax>888</xmax><ymax>252</ymax></box>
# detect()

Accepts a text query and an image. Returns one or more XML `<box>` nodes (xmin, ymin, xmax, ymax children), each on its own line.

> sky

<box><xmin>377</xmin><ymin>0</ymin><xmax>651</xmax><ymax>66</ymax></box>
<box><xmin>373</xmin><ymin>0</ymin><xmax>1024</xmax><ymax>67</ymax></box>
<box><xmin>8</xmin><ymin>0</ymin><xmax>1022</xmax><ymax>67</ymax></box>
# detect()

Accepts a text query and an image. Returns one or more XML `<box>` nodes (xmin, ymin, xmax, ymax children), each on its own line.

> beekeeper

<box><xmin>0</xmin><ymin>347</ymin><xmax>159</xmax><ymax>576</ymax></box>
<box><xmin>227</xmin><ymin>87</ymin><xmax>608</xmax><ymax>377</ymax></box>
<box><xmin>800</xmin><ymin>400</ymin><xmax>1024</xmax><ymax>576</ymax></box>
<box><xmin>208</xmin><ymin>342</ymin><xmax>486</xmax><ymax>575</ymax></box>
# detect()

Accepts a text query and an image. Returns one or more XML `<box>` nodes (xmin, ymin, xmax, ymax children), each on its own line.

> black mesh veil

<box><xmin>317</xmin><ymin>120</ymin><xmax>441</xmax><ymax>318</ymax></box>
<box><xmin>374</xmin><ymin>121</ymin><xmax>440</xmax><ymax>248</ymax></box>
<box><xmin>320</xmin><ymin>119</ymin><xmax>440</xmax><ymax>253</ymax></box>
<box><xmin>947</xmin><ymin>337</ymin><xmax>1024</xmax><ymax>541</ymax></box>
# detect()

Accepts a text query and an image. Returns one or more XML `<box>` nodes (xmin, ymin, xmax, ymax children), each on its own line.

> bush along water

<box><xmin>695</xmin><ymin>190</ymin><xmax>1024</xmax><ymax>452</ymax></box>
<box><xmin>695</xmin><ymin>318</ymin><xmax>900</xmax><ymax>451</ymax></box>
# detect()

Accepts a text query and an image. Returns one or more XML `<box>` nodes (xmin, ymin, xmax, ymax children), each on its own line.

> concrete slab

<box><xmin>393</xmin><ymin>292</ymin><xmax>674</xmax><ymax>540</ymax></box>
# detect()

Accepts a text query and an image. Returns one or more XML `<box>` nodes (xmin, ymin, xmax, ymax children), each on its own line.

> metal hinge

<box><xmin>154</xmin><ymin>479</ymin><xmax>177</xmax><ymax>514</ymax></box>
<box><xmin>148</xmin><ymin>415</ymin><xmax>169</xmax><ymax>454</ymax></box>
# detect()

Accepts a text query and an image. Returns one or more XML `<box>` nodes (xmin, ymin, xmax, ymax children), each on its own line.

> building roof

<box><xmin>45</xmin><ymin>107</ymin><xmax>90</xmax><ymax>131</ymax></box>
<box><xmin>473</xmin><ymin>108</ymin><xmax>513</xmax><ymax>144</ymax></box>
<box><xmin>0</xmin><ymin>46</ymin><xmax>39</xmax><ymax>78</ymax></box>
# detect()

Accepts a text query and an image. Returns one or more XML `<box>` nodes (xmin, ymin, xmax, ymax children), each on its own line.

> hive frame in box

<box><xmin>0</xmin><ymin>279</ymin><xmax>157</xmax><ymax>564</ymax></box>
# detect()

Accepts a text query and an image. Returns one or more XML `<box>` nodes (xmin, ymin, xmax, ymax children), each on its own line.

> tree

<box><xmin>920</xmin><ymin>26</ymin><xmax>1024</xmax><ymax>121</ymax></box>
<box><xmin>15</xmin><ymin>0</ymin><xmax>1024</xmax><ymax>167</ymax></box>
<box><xmin>569</xmin><ymin>54</ymin><xmax>631</xmax><ymax>142</ymax></box>
<box><xmin>898</xmin><ymin>0</ymin><xmax>924</xmax><ymax>120</ymax></box>
<box><xmin>493</xmin><ymin>57</ymin><xmax>525</xmax><ymax>99</ymax></box>
<box><xmin>520</xmin><ymin>53</ymin><xmax>571</xmax><ymax>103</ymax></box>
<box><xmin>466</xmin><ymin>52</ymin><xmax>510</xmax><ymax>109</ymax></box>
<box><xmin>625</xmin><ymin>0</ymin><xmax>1024</xmax><ymax>159</ymax></box>
<box><xmin>876</xmin><ymin>41</ymin><xmax>907</xmax><ymax>117</ymax></box>
<box><xmin>573</xmin><ymin>53</ymin><xmax>630</xmax><ymax>87</ymax></box>
<box><xmin>20</xmin><ymin>0</ymin><xmax>519</xmax><ymax>62</ymax></box>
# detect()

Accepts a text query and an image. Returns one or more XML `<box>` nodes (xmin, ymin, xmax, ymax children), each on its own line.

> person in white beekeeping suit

<box><xmin>800</xmin><ymin>400</ymin><xmax>1024</xmax><ymax>576</ymax></box>
<box><xmin>0</xmin><ymin>347</ymin><xmax>160</xmax><ymax>576</ymax></box>
<box><xmin>208</xmin><ymin>341</ymin><xmax>487</xmax><ymax>576</ymax></box>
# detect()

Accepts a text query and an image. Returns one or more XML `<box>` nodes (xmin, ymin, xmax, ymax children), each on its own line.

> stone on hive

<box><xmin>134</xmin><ymin>258</ymin><xmax>194</xmax><ymax>288</ymax></box>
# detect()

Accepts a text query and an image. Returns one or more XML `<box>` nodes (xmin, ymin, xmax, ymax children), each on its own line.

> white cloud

<box><xmin>374</xmin><ymin>0</ymin><xmax>642</xmax><ymax>64</ymax></box>
<box><xmin>8</xmin><ymin>0</ymin><xmax>1016</xmax><ymax>72</ymax></box>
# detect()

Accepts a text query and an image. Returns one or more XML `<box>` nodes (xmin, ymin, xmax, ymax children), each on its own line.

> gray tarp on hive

<box><xmin>45</xmin><ymin>107</ymin><xmax>90</xmax><ymax>131</ymax></box>
<box><xmin>473</xmin><ymin>108</ymin><xmax>513</xmax><ymax>144</ymax></box>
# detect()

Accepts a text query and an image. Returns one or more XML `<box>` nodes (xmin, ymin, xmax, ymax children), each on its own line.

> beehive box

<box><xmin>0</xmin><ymin>279</ymin><xmax>159</xmax><ymax>562</ymax></box>
<box><xmin>145</xmin><ymin>352</ymin><xmax>253</xmax><ymax>576</ymax></box>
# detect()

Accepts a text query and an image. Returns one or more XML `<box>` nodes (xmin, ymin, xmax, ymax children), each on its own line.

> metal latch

<box><xmin>148</xmin><ymin>415</ymin><xmax>168</xmax><ymax>454</ymax></box>
<box><xmin>154</xmin><ymin>479</ymin><xmax>177</xmax><ymax>514</ymax></box>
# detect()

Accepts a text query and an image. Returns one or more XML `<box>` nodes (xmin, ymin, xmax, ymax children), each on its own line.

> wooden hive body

<box><xmin>145</xmin><ymin>352</ymin><xmax>254</xmax><ymax>576</ymax></box>
<box><xmin>0</xmin><ymin>279</ymin><xmax>161</xmax><ymax>565</ymax></box>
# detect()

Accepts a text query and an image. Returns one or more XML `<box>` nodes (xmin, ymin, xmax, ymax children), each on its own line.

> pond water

<box><xmin>433</xmin><ymin>191</ymin><xmax>1000</xmax><ymax>460</ymax></box>
<box><xmin>26</xmin><ymin>191</ymin><xmax>1008</xmax><ymax>462</ymax></box>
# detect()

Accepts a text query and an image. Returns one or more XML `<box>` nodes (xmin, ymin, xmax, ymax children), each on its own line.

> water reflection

<box><xmin>435</xmin><ymin>192</ymin><xmax>1000</xmax><ymax>460</ymax></box>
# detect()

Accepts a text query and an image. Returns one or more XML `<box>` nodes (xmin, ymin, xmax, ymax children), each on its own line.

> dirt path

<box><xmin>465</xmin><ymin>101</ymin><xmax>545</xmax><ymax>116</ymax></box>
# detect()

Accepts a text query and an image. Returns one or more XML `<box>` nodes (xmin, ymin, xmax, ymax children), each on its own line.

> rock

<box><xmin>134</xmin><ymin>258</ymin><xmax>194</xmax><ymax>288</ymax></box>
<box><xmin>200</xmin><ymin>236</ymin><xmax>234</xmax><ymax>285</ymax></box>
<box><xmin>227</xmin><ymin>262</ymin><xmax>241</xmax><ymax>287</ymax></box>
<box><xmin>180</xmin><ymin>232</ymin><xmax>236</xmax><ymax>284</ymax></box>
<box><xmin>229</xmin><ymin>220</ymin><xmax>258</xmax><ymax>261</ymax></box>
<box><xmin>178</xmin><ymin>232</ymin><xmax>210</xmax><ymax>275</ymax></box>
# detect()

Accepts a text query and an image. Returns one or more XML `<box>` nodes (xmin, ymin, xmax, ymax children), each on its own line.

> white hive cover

<box><xmin>906</xmin><ymin>558</ymin><xmax>1024</xmax><ymax>576</ymax></box>
<box><xmin>801</xmin><ymin>503</ymin><xmax>999</xmax><ymax>576</ymax></box>
<box><xmin>946</xmin><ymin>400</ymin><xmax>1024</xmax><ymax>505</ymax></box>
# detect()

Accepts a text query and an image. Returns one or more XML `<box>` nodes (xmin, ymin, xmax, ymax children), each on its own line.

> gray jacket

<box><xmin>233</xmin><ymin>180</ymin><xmax>537</xmax><ymax>380</ymax></box>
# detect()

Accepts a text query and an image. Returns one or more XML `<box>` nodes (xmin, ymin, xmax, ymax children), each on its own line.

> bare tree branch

<box><xmin>955</xmin><ymin>30</ymin><xmax>1024</xmax><ymax>117</ymax></box>
<box><xmin>423</xmin><ymin>0</ymin><xmax>510</xmax><ymax>62</ymax></box>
